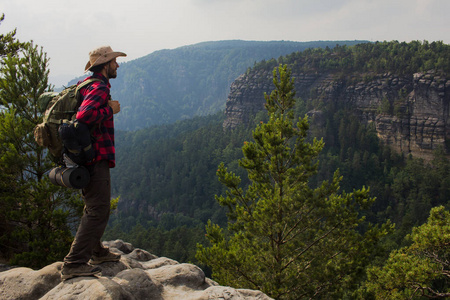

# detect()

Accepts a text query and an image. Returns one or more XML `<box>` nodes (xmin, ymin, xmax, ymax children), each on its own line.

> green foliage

<box><xmin>107</xmin><ymin>42</ymin><xmax>450</xmax><ymax>285</ymax></box>
<box><xmin>0</xmin><ymin>41</ymin><xmax>83</xmax><ymax>268</ymax></box>
<box><xmin>379</xmin><ymin>149</ymin><xmax>450</xmax><ymax>246</ymax></box>
<box><xmin>105</xmin><ymin>40</ymin><xmax>450</xmax><ymax>294</ymax></box>
<box><xmin>253</xmin><ymin>40</ymin><xmax>450</xmax><ymax>76</ymax></box>
<box><xmin>364</xmin><ymin>206</ymin><xmax>450</xmax><ymax>299</ymax></box>
<box><xmin>111</xmin><ymin>112</ymin><xmax>251</xmax><ymax>224</ymax></box>
<box><xmin>196</xmin><ymin>65</ymin><xmax>389</xmax><ymax>299</ymax></box>
<box><xmin>0</xmin><ymin>14</ymin><xmax>23</xmax><ymax>58</ymax></box>
<box><xmin>378</xmin><ymin>97</ymin><xmax>392</xmax><ymax>115</ymax></box>
<box><xmin>103</xmin><ymin>222</ymin><xmax>207</xmax><ymax>266</ymax></box>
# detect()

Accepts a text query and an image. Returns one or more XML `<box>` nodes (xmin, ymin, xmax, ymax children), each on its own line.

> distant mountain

<box><xmin>76</xmin><ymin>40</ymin><xmax>368</xmax><ymax>131</ymax></box>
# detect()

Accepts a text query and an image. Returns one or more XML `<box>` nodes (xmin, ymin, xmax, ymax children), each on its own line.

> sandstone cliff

<box><xmin>224</xmin><ymin>69</ymin><xmax>450</xmax><ymax>160</ymax></box>
<box><xmin>0</xmin><ymin>240</ymin><xmax>272</xmax><ymax>300</ymax></box>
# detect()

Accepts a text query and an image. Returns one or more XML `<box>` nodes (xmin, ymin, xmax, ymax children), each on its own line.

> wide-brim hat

<box><xmin>85</xmin><ymin>45</ymin><xmax>127</xmax><ymax>72</ymax></box>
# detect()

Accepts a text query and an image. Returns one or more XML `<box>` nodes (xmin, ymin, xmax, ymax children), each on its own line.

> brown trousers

<box><xmin>64</xmin><ymin>160</ymin><xmax>111</xmax><ymax>264</ymax></box>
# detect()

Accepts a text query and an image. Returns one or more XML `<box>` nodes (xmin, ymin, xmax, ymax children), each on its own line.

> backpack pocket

<box><xmin>34</xmin><ymin>123</ymin><xmax>51</xmax><ymax>147</ymax></box>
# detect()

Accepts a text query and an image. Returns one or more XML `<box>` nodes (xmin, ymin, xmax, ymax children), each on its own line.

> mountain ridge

<box><xmin>70</xmin><ymin>39</ymin><xmax>369</xmax><ymax>130</ymax></box>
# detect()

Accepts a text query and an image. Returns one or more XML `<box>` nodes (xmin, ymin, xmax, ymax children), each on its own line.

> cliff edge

<box><xmin>0</xmin><ymin>240</ymin><xmax>272</xmax><ymax>300</ymax></box>
<box><xmin>224</xmin><ymin>69</ymin><xmax>450</xmax><ymax>160</ymax></box>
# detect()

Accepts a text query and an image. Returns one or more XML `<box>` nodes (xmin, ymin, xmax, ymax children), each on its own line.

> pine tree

<box><xmin>365</xmin><ymin>205</ymin><xmax>450</xmax><ymax>299</ymax></box>
<box><xmin>0</xmin><ymin>42</ymin><xmax>83</xmax><ymax>268</ymax></box>
<box><xmin>0</xmin><ymin>14</ymin><xmax>23</xmax><ymax>58</ymax></box>
<box><xmin>196</xmin><ymin>64</ymin><xmax>390</xmax><ymax>299</ymax></box>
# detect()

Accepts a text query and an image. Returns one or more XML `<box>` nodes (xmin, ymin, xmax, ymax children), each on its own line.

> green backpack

<box><xmin>34</xmin><ymin>78</ymin><xmax>101</xmax><ymax>163</ymax></box>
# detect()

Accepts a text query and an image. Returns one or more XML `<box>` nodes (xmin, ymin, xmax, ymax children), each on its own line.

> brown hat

<box><xmin>85</xmin><ymin>45</ymin><xmax>127</xmax><ymax>72</ymax></box>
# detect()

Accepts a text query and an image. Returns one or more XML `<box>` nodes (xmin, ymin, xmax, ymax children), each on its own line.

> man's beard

<box><xmin>106</xmin><ymin>65</ymin><xmax>117</xmax><ymax>79</ymax></box>
<box><xmin>108</xmin><ymin>69</ymin><xmax>117</xmax><ymax>79</ymax></box>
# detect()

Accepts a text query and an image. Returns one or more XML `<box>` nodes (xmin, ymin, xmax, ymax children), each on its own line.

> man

<box><xmin>61</xmin><ymin>46</ymin><xmax>126</xmax><ymax>280</ymax></box>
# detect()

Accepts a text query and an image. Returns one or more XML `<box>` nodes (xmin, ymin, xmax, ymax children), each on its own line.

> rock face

<box><xmin>224</xmin><ymin>69</ymin><xmax>450</xmax><ymax>160</ymax></box>
<box><xmin>0</xmin><ymin>240</ymin><xmax>272</xmax><ymax>300</ymax></box>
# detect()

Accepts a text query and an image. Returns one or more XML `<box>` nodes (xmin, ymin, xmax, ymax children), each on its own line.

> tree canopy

<box><xmin>0</xmin><ymin>19</ymin><xmax>83</xmax><ymax>268</ymax></box>
<box><xmin>196</xmin><ymin>65</ymin><xmax>390</xmax><ymax>299</ymax></box>
<box><xmin>365</xmin><ymin>205</ymin><xmax>450</xmax><ymax>299</ymax></box>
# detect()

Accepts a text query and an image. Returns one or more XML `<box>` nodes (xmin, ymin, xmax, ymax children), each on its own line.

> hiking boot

<box><xmin>89</xmin><ymin>251</ymin><xmax>121</xmax><ymax>265</ymax></box>
<box><xmin>61</xmin><ymin>263</ymin><xmax>101</xmax><ymax>280</ymax></box>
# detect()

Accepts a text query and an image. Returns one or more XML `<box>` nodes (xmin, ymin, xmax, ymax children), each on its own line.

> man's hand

<box><xmin>108</xmin><ymin>100</ymin><xmax>120</xmax><ymax>114</ymax></box>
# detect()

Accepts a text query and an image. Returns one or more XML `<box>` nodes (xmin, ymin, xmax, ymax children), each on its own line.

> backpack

<box><xmin>34</xmin><ymin>78</ymin><xmax>101</xmax><ymax>163</ymax></box>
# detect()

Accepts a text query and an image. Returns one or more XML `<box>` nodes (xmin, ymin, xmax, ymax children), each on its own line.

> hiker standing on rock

<box><xmin>61</xmin><ymin>46</ymin><xmax>126</xmax><ymax>280</ymax></box>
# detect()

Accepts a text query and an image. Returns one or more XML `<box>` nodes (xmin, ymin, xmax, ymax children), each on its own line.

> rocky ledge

<box><xmin>0</xmin><ymin>240</ymin><xmax>272</xmax><ymax>300</ymax></box>
<box><xmin>224</xmin><ymin>69</ymin><xmax>450</xmax><ymax>160</ymax></box>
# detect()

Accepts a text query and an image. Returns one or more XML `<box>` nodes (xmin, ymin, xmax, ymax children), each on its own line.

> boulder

<box><xmin>0</xmin><ymin>240</ymin><xmax>273</xmax><ymax>300</ymax></box>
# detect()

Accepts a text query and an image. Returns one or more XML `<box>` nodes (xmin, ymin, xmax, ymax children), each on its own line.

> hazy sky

<box><xmin>1</xmin><ymin>0</ymin><xmax>449</xmax><ymax>86</ymax></box>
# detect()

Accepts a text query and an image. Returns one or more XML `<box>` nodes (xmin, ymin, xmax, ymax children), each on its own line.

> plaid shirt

<box><xmin>76</xmin><ymin>73</ymin><xmax>116</xmax><ymax>168</ymax></box>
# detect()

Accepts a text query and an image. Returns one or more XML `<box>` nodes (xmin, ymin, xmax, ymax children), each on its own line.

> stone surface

<box><xmin>0</xmin><ymin>240</ymin><xmax>272</xmax><ymax>300</ymax></box>
<box><xmin>223</xmin><ymin>69</ymin><xmax>450</xmax><ymax>160</ymax></box>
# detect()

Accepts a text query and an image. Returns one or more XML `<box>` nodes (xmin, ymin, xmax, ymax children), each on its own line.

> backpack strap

<box><xmin>66</xmin><ymin>144</ymin><xmax>92</xmax><ymax>155</ymax></box>
<box><xmin>45</xmin><ymin>78</ymin><xmax>103</xmax><ymax>125</ymax></box>
<box><xmin>74</xmin><ymin>78</ymin><xmax>104</xmax><ymax>135</ymax></box>
<box><xmin>75</xmin><ymin>78</ymin><xmax>103</xmax><ymax>105</ymax></box>
<box><xmin>71</xmin><ymin>78</ymin><xmax>103</xmax><ymax>123</ymax></box>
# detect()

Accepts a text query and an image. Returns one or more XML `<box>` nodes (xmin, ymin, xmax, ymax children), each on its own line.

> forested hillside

<box><xmin>104</xmin><ymin>113</ymin><xmax>246</xmax><ymax>263</ymax></box>
<box><xmin>108</xmin><ymin>94</ymin><xmax>450</xmax><ymax>258</ymax></box>
<box><xmin>93</xmin><ymin>40</ymin><xmax>367</xmax><ymax>130</ymax></box>
<box><xmin>106</xmin><ymin>42</ymin><xmax>450</xmax><ymax>291</ymax></box>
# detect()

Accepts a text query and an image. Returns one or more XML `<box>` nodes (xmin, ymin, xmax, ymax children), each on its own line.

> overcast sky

<box><xmin>1</xmin><ymin>0</ymin><xmax>449</xmax><ymax>87</ymax></box>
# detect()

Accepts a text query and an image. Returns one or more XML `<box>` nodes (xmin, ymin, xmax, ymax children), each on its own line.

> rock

<box><xmin>0</xmin><ymin>240</ymin><xmax>273</xmax><ymax>300</ymax></box>
<box><xmin>0</xmin><ymin>262</ymin><xmax>62</xmax><ymax>300</ymax></box>
<box><xmin>145</xmin><ymin>263</ymin><xmax>207</xmax><ymax>290</ymax></box>
<box><xmin>41</xmin><ymin>277</ymin><xmax>133</xmax><ymax>300</ymax></box>
<box><xmin>141</xmin><ymin>257</ymin><xmax>179</xmax><ymax>269</ymax></box>
<box><xmin>112</xmin><ymin>269</ymin><xmax>163</xmax><ymax>299</ymax></box>
<box><xmin>224</xmin><ymin>69</ymin><xmax>450</xmax><ymax>160</ymax></box>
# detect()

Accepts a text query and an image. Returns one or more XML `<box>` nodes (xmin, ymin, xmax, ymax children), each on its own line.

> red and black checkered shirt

<box><xmin>76</xmin><ymin>73</ymin><xmax>116</xmax><ymax>168</ymax></box>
